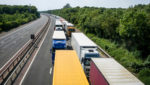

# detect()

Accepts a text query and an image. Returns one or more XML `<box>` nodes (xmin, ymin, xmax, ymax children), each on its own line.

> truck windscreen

<box><xmin>68</xmin><ymin>29</ymin><xmax>75</xmax><ymax>31</ymax></box>
<box><xmin>56</xmin><ymin>25</ymin><xmax>62</xmax><ymax>27</ymax></box>
<box><xmin>85</xmin><ymin>54</ymin><xmax>100</xmax><ymax>58</ymax></box>
<box><xmin>83</xmin><ymin>54</ymin><xmax>100</xmax><ymax>66</ymax></box>
<box><xmin>53</xmin><ymin>39</ymin><xmax>66</xmax><ymax>43</ymax></box>
<box><xmin>84</xmin><ymin>58</ymin><xmax>91</xmax><ymax>66</ymax></box>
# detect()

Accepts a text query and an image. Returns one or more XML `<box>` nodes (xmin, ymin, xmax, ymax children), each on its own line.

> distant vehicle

<box><xmin>65</xmin><ymin>22</ymin><xmax>75</xmax><ymax>37</ymax></box>
<box><xmin>53</xmin><ymin>50</ymin><xmax>89</xmax><ymax>85</ymax></box>
<box><xmin>90</xmin><ymin>58</ymin><xmax>144</xmax><ymax>85</ymax></box>
<box><xmin>55</xmin><ymin>16</ymin><xmax>60</xmax><ymax>19</ymax></box>
<box><xmin>71</xmin><ymin>32</ymin><xmax>100</xmax><ymax>77</ymax></box>
<box><xmin>61</xmin><ymin>20</ymin><xmax>68</xmax><ymax>31</ymax></box>
<box><xmin>54</xmin><ymin>20</ymin><xmax>63</xmax><ymax>31</ymax></box>
<box><xmin>60</xmin><ymin>18</ymin><xmax>66</xmax><ymax>24</ymax></box>
<box><xmin>51</xmin><ymin>31</ymin><xmax>66</xmax><ymax>64</ymax></box>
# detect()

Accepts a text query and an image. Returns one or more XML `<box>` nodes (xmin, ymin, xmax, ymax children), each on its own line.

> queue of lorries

<box><xmin>51</xmin><ymin>15</ymin><xmax>144</xmax><ymax>85</ymax></box>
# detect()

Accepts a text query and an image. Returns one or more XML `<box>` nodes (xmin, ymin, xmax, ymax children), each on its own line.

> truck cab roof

<box><xmin>55</xmin><ymin>20</ymin><xmax>63</xmax><ymax>26</ymax></box>
<box><xmin>84</xmin><ymin>49</ymin><xmax>99</xmax><ymax>54</ymax></box>
<box><xmin>52</xmin><ymin>31</ymin><xmax>66</xmax><ymax>40</ymax></box>
<box><xmin>63</xmin><ymin>21</ymin><xmax>68</xmax><ymax>24</ymax></box>
<box><xmin>66</xmin><ymin>22</ymin><xmax>74</xmax><ymax>27</ymax></box>
<box><xmin>82</xmin><ymin>49</ymin><xmax>100</xmax><ymax>58</ymax></box>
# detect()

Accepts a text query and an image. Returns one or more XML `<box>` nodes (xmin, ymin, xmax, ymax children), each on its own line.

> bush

<box><xmin>0</xmin><ymin>5</ymin><xmax>39</xmax><ymax>32</ymax></box>
<box><xmin>143</xmin><ymin>55</ymin><xmax>150</xmax><ymax>68</ymax></box>
<box><xmin>87</xmin><ymin>33</ymin><xmax>143</xmax><ymax>71</ymax></box>
<box><xmin>3</xmin><ymin>21</ymin><xmax>12</xmax><ymax>30</ymax></box>
<box><xmin>49</xmin><ymin>4</ymin><xmax>150</xmax><ymax>84</ymax></box>
<box><xmin>138</xmin><ymin>68</ymin><xmax>150</xmax><ymax>85</ymax></box>
<box><xmin>0</xmin><ymin>28</ymin><xmax>2</xmax><ymax>32</ymax></box>
<box><xmin>0</xmin><ymin>22</ymin><xmax>2</xmax><ymax>28</ymax></box>
<box><xmin>11</xmin><ymin>21</ymin><xmax>18</xmax><ymax>28</ymax></box>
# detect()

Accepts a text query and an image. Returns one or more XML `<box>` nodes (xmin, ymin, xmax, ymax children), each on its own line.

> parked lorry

<box><xmin>62</xmin><ymin>20</ymin><xmax>68</xmax><ymax>31</ymax></box>
<box><xmin>51</xmin><ymin>31</ymin><xmax>66</xmax><ymax>64</ymax></box>
<box><xmin>65</xmin><ymin>22</ymin><xmax>75</xmax><ymax>37</ymax></box>
<box><xmin>54</xmin><ymin>20</ymin><xmax>63</xmax><ymax>31</ymax></box>
<box><xmin>53</xmin><ymin>50</ymin><xmax>89</xmax><ymax>85</ymax></box>
<box><xmin>71</xmin><ymin>33</ymin><xmax>100</xmax><ymax>77</ymax></box>
<box><xmin>90</xmin><ymin>58</ymin><xmax>144</xmax><ymax>85</ymax></box>
<box><xmin>59</xmin><ymin>18</ymin><xmax>66</xmax><ymax>30</ymax></box>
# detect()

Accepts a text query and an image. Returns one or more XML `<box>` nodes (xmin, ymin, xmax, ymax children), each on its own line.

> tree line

<box><xmin>47</xmin><ymin>4</ymin><xmax>150</xmax><ymax>84</ymax></box>
<box><xmin>0</xmin><ymin>5</ymin><xmax>40</xmax><ymax>32</ymax></box>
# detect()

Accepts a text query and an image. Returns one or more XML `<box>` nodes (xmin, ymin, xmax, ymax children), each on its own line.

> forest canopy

<box><xmin>0</xmin><ymin>5</ymin><xmax>40</xmax><ymax>32</ymax></box>
<box><xmin>47</xmin><ymin>4</ymin><xmax>150</xmax><ymax>85</ymax></box>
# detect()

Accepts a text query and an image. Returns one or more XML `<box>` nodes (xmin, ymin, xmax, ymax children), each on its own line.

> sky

<box><xmin>0</xmin><ymin>0</ymin><xmax>150</xmax><ymax>11</ymax></box>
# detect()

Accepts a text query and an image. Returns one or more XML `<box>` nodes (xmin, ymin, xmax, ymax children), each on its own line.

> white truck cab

<box><xmin>55</xmin><ymin>20</ymin><xmax>63</xmax><ymax>31</ymax></box>
<box><xmin>81</xmin><ymin>48</ymin><xmax>100</xmax><ymax>77</ymax></box>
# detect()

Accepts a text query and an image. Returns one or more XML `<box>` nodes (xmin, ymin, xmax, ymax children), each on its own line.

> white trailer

<box><xmin>71</xmin><ymin>32</ymin><xmax>100</xmax><ymax>77</ymax></box>
<box><xmin>90</xmin><ymin>58</ymin><xmax>144</xmax><ymax>85</ymax></box>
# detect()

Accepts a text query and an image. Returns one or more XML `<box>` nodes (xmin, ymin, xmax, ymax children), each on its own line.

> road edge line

<box><xmin>19</xmin><ymin>16</ymin><xmax>51</xmax><ymax>85</ymax></box>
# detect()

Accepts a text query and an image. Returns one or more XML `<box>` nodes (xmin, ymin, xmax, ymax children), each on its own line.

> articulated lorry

<box><xmin>71</xmin><ymin>33</ymin><xmax>100</xmax><ymax>77</ymax></box>
<box><xmin>54</xmin><ymin>20</ymin><xmax>63</xmax><ymax>31</ymax></box>
<box><xmin>51</xmin><ymin>31</ymin><xmax>66</xmax><ymax>64</ymax></box>
<box><xmin>65</xmin><ymin>22</ymin><xmax>75</xmax><ymax>37</ymax></box>
<box><xmin>53</xmin><ymin>50</ymin><xmax>89</xmax><ymax>85</ymax></box>
<box><xmin>90</xmin><ymin>58</ymin><xmax>144</xmax><ymax>85</ymax></box>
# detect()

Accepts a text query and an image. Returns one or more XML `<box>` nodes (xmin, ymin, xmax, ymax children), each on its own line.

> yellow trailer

<box><xmin>53</xmin><ymin>50</ymin><xmax>89</xmax><ymax>85</ymax></box>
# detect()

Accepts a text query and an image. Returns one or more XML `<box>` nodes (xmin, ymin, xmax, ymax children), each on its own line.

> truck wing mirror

<box><xmin>81</xmin><ymin>58</ymin><xmax>84</xmax><ymax>64</ymax></box>
<box><xmin>50</xmin><ymin>49</ymin><xmax>52</xmax><ymax>53</ymax></box>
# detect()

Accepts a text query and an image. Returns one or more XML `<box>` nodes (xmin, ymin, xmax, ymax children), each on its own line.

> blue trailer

<box><xmin>51</xmin><ymin>31</ymin><xmax>66</xmax><ymax>64</ymax></box>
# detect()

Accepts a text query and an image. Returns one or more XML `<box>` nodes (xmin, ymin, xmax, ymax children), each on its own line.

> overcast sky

<box><xmin>0</xmin><ymin>0</ymin><xmax>150</xmax><ymax>11</ymax></box>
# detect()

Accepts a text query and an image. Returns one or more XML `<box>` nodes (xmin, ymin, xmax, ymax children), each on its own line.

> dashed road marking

<box><xmin>49</xmin><ymin>67</ymin><xmax>52</xmax><ymax>75</ymax></box>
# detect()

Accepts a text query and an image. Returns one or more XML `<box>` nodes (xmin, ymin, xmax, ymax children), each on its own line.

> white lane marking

<box><xmin>49</xmin><ymin>67</ymin><xmax>52</xmax><ymax>75</ymax></box>
<box><xmin>19</xmin><ymin>16</ymin><xmax>51</xmax><ymax>85</ymax></box>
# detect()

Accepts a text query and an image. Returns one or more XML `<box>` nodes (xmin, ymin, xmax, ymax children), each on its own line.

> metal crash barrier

<box><xmin>0</xmin><ymin>15</ymin><xmax>50</xmax><ymax>85</ymax></box>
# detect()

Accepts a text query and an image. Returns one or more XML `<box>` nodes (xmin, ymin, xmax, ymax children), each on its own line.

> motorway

<box><xmin>0</xmin><ymin>15</ymin><xmax>48</xmax><ymax>68</ymax></box>
<box><xmin>0</xmin><ymin>14</ymin><xmax>71</xmax><ymax>84</ymax></box>
<box><xmin>0</xmin><ymin>14</ymin><xmax>108</xmax><ymax>85</ymax></box>
<box><xmin>21</xmin><ymin>16</ymin><xmax>55</xmax><ymax>85</ymax></box>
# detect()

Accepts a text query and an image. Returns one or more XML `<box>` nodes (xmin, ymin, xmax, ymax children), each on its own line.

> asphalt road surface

<box><xmin>0</xmin><ymin>15</ymin><xmax>48</xmax><ymax>68</ymax></box>
<box><xmin>22</xmin><ymin>15</ymin><xmax>55</xmax><ymax>85</ymax></box>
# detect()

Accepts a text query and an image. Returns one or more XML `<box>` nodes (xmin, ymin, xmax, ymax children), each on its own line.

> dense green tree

<box><xmin>0</xmin><ymin>5</ymin><xmax>39</xmax><ymax>32</ymax></box>
<box><xmin>118</xmin><ymin>10</ymin><xmax>150</xmax><ymax>58</ymax></box>
<box><xmin>63</xmin><ymin>3</ymin><xmax>72</xmax><ymax>8</ymax></box>
<box><xmin>46</xmin><ymin>4</ymin><xmax>150</xmax><ymax>84</ymax></box>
